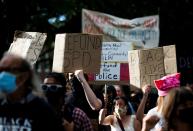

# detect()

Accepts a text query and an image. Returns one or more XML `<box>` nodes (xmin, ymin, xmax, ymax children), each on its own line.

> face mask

<box><xmin>0</xmin><ymin>71</ymin><xmax>17</xmax><ymax>94</ymax></box>
<box><xmin>115</xmin><ymin>106</ymin><xmax>127</xmax><ymax>116</ymax></box>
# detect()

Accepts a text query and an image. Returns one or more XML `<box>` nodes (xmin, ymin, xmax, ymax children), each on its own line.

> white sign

<box><xmin>89</xmin><ymin>42</ymin><xmax>141</xmax><ymax>83</ymax></box>
<box><xmin>82</xmin><ymin>9</ymin><xmax>159</xmax><ymax>48</ymax></box>
<box><xmin>95</xmin><ymin>62</ymin><xmax>120</xmax><ymax>81</ymax></box>
<box><xmin>8</xmin><ymin>31</ymin><xmax>47</xmax><ymax>65</ymax></box>
<box><xmin>102</xmin><ymin>42</ymin><xmax>143</xmax><ymax>62</ymax></box>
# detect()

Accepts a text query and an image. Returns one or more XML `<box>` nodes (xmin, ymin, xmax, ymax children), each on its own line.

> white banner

<box><xmin>82</xmin><ymin>9</ymin><xmax>159</xmax><ymax>48</ymax></box>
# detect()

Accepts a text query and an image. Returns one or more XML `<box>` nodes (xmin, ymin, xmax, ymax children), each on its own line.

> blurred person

<box><xmin>142</xmin><ymin>87</ymin><xmax>193</xmax><ymax>131</ymax></box>
<box><xmin>0</xmin><ymin>53</ymin><xmax>63</xmax><ymax>131</ymax></box>
<box><xmin>136</xmin><ymin>73</ymin><xmax>181</xmax><ymax>131</ymax></box>
<box><xmin>99</xmin><ymin>96</ymin><xmax>141</xmax><ymax>131</ymax></box>
<box><xmin>101</xmin><ymin>85</ymin><xmax>117</xmax><ymax>131</ymax></box>
<box><xmin>68</xmin><ymin>70</ymin><xmax>104</xmax><ymax>131</ymax></box>
<box><xmin>102</xmin><ymin>85</ymin><xmax>117</xmax><ymax>115</ymax></box>
<box><xmin>42</xmin><ymin>72</ymin><xmax>93</xmax><ymax>131</ymax></box>
<box><xmin>114</xmin><ymin>85</ymin><xmax>135</xmax><ymax>114</ymax></box>
<box><xmin>162</xmin><ymin>87</ymin><xmax>193</xmax><ymax>131</ymax></box>
<box><xmin>141</xmin><ymin>115</ymin><xmax>160</xmax><ymax>131</ymax></box>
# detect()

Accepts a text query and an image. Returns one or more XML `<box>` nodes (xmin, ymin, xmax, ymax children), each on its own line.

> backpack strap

<box><xmin>116</xmin><ymin>116</ymin><xmax>125</xmax><ymax>131</ymax></box>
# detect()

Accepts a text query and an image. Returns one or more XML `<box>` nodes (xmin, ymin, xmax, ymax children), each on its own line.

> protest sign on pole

<box><xmin>8</xmin><ymin>30</ymin><xmax>47</xmax><ymax>65</ymax></box>
<box><xmin>82</xmin><ymin>9</ymin><xmax>159</xmax><ymax>48</ymax></box>
<box><xmin>52</xmin><ymin>33</ymin><xmax>102</xmax><ymax>73</ymax></box>
<box><xmin>128</xmin><ymin>45</ymin><xmax>177</xmax><ymax>89</ymax></box>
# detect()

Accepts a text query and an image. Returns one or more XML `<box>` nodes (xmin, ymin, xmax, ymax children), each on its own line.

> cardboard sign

<box><xmin>8</xmin><ymin>31</ymin><xmax>47</xmax><ymax>65</ymax></box>
<box><xmin>52</xmin><ymin>33</ymin><xmax>102</xmax><ymax>73</ymax></box>
<box><xmin>88</xmin><ymin>42</ymin><xmax>143</xmax><ymax>84</ymax></box>
<box><xmin>128</xmin><ymin>45</ymin><xmax>177</xmax><ymax>89</ymax></box>
<box><xmin>82</xmin><ymin>9</ymin><xmax>159</xmax><ymax>48</ymax></box>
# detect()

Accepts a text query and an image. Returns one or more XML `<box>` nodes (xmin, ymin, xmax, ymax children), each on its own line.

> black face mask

<box><xmin>46</xmin><ymin>93</ymin><xmax>63</xmax><ymax>105</ymax></box>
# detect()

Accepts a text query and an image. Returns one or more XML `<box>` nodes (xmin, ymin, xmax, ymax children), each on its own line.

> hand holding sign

<box><xmin>74</xmin><ymin>70</ymin><xmax>85</xmax><ymax>83</ymax></box>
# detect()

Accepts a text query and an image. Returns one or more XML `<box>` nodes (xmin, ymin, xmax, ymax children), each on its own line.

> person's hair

<box><xmin>3</xmin><ymin>53</ymin><xmax>45</xmax><ymax>98</ymax></box>
<box><xmin>113</xmin><ymin>96</ymin><xmax>132</xmax><ymax>115</ymax></box>
<box><xmin>69</xmin><ymin>73</ymin><xmax>88</xmax><ymax>95</ymax></box>
<box><xmin>114</xmin><ymin>85</ymin><xmax>130</xmax><ymax>99</ymax></box>
<box><xmin>45</xmin><ymin>72</ymin><xmax>67</xmax><ymax>93</ymax></box>
<box><xmin>162</xmin><ymin>87</ymin><xmax>193</xmax><ymax>130</ymax></box>
<box><xmin>157</xmin><ymin>96</ymin><xmax>164</xmax><ymax>112</ymax></box>
<box><xmin>102</xmin><ymin>85</ymin><xmax>116</xmax><ymax>98</ymax></box>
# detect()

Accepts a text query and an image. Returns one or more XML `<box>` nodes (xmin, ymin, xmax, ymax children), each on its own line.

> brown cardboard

<box><xmin>52</xmin><ymin>33</ymin><xmax>102</xmax><ymax>73</ymax></box>
<box><xmin>8</xmin><ymin>31</ymin><xmax>47</xmax><ymax>65</ymax></box>
<box><xmin>128</xmin><ymin>45</ymin><xmax>177</xmax><ymax>89</ymax></box>
<box><xmin>163</xmin><ymin>45</ymin><xmax>177</xmax><ymax>74</ymax></box>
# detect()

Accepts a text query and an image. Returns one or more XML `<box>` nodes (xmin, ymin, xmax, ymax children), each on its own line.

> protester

<box><xmin>42</xmin><ymin>72</ymin><xmax>93</xmax><ymax>131</ymax></box>
<box><xmin>142</xmin><ymin>87</ymin><xmax>193</xmax><ymax>131</ymax></box>
<box><xmin>68</xmin><ymin>70</ymin><xmax>104</xmax><ymax>131</ymax></box>
<box><xmin>0</xmin><ymin>53</ymin><xmax>63</xmax><ymax>131</ymax></box>
<box><xmin>136</xmin><ymin>73</ymin><xmax>181</xmax><ymax>131</ymax></box>
<box><xmin>100</xmin><ymin>85</ymin><xmax>117</xmax><ymax>131</ymax></box>
<box><xmin>114</xmin><ymin>85</ymin><xmax>135</xmax><ymax>114</ymax></box>
<box><xmin>130</xmin><ymin>89</ymin><xmax>143</xmax><ymax>113</ymax></box>
<box><xmin>162</xmin><ymin>87</ymin><xmax>193</xmax><ymax>131</ymax></box>
<box><xmin>99</xmin><ymin>96</ymin><xmax>141</xmax><ymax>131</ymax></box>
<box><xmin>102</xmin><ymin>85</ymin><xmax>117</xmax><ymax>115</ymax></box>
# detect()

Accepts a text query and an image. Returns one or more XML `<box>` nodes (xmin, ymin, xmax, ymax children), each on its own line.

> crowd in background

<box><xmin>0</xmin><ymin>52</ymin><xmax>193</xmax><ymax>131</ymax></box>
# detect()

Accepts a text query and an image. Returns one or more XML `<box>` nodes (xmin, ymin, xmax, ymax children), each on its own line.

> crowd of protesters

<box><xmin>0</xmin><ymin>52</ymin><xmax>193</xmax><ymax>131</ymax></box>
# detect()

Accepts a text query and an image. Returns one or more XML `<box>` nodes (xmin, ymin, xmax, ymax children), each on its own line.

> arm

<box><xmin>99</xmin><ymin>108</ymin><xmax>113</xmax><ymax>125</ymax></box>
<box><xmin>75</xmin><ymin>70</ymin><xmax>102</xmax><ymax>110</ymax></box>
<box><xmin>134</xmin><ymin>118</ymin><xmax>142</xmax><ymax>131</ymax></box>
<box><xmin>136</xmin><ymin>85</ymin><xmax>151</xmax><ymax>122</ymax></box>
<box><xmin>63</xmin><ymin>119</ymin><xmax>74</xmax><ymax>131</ymax></box>
<box><xmin>141</xmin><ymin>115</ymin><xmax>159</xmax><ymax>131</ymax></box>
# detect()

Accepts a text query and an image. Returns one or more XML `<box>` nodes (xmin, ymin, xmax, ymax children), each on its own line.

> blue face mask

<box><xmin>0</xmin><ymin>71</ymin><xmax>17</xmax><ymax>94</ymax></box>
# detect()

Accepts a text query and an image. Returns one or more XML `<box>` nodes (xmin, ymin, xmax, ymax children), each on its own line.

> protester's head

<box><xmin>102</xmin><ymin>85</ymin><xmax>116</xmax><ymax>99</ymax></box>
<box><xmin>43</xmin><ymin>72</ymin><xmax>66</xmax><ymax>107</ymax></box>
<box><xmin>0</xmin><ymin>53</ymin><xmax>43</xmax><ymax>101</ymax></box>
<box><xmin>154</xmin><ymin>73</ymin><xmax>180</xmax><ymax>97</ymax></box>
<box><xmin>113</xmin><ymin>96</ymin><xmax>131</xmax><ymax>117</ymax></box>
<box><xmin>154</xmin><ymin>73</ymin><xmax>180</xmax><ymax>112</ymax></box>
<box><xmin>162</xmin><ymin>87</ymin><xmax>193</xmax><ymax>131</ymax></box>
<box><xmin>114</xmin><ymin>85</ymin><xmax>130</xmax><ymax>98</ymax></box>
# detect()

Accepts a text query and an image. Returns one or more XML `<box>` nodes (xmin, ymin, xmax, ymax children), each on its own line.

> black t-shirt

<box><xmin>0</xmin><ymin>96</ymin><xmax>64</xmax><ymax>131</ymax></box>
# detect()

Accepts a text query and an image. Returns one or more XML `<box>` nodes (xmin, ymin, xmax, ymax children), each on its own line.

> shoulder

<box><xmin>147</xmin><ymin>107</ymin><xmax>158</xmax><ymax>115</ymax></box>
<box><xmin>106</xmin><ymin>115</ymin><xmax>115</xmax><ymax>125</ymax></box>
<box><xmin>73</xmin><ymin>107</ymin><xmax>88</xmax><ymax>118</ymax></box>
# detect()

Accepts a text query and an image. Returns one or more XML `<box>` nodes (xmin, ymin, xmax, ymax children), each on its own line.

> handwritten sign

<box><xmin>8</xmin><ymin>31</ymin><xmax>47</xmax><ymax>65</ymax></box>
<box><xmin>163</xmin><ymin>45</ymin><xmax>177</xmax><ymax>74</ymax></box>
<box><xmin>128</xmin><ymin>45</ymin><xmax>177</xmax><ymax>89</ymax></box>
<box><xmin>88</xmin><ymin>42</ymin><xmax>143</xmax><ymax>84</ymax></box>
<box><xmin>8</xmin><ymin>39</ymin><xmax>32</xmax><ymax>58</ymax></box>
<box><xmin>82</xmin><ymin>9</ymin><xmax>159</xmax><ymax>48</ymax></box>
<box><xmin>95</xmin><ymin>62</ymin><xmax>120</xmax><ymax>81</ymax></box>
<box><xmin>52</xmin><ymin>33</ymin><xmax>102</xmax><ymax>73</ymax></box>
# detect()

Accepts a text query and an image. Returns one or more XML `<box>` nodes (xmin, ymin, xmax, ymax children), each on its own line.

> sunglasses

<box><xmin>41</xmin><ymin>84</ymin><xmax>63</xmax><ymax>92</ymax></box>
